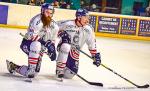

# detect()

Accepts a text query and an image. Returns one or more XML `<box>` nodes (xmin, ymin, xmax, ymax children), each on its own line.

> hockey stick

<box><xmin>19</xmin><ymin>33</ymin><xmax>103</xmax><ymax>86</ymax></box>
<box><xmin>66</xmin><ymin>67</ymin><xmax>103</xmax><ymax>87</ymax></box>
<box><xmin>77</xmin><ymin>48</ymin><xmax>149</xmax><ymax>88</ymax></box>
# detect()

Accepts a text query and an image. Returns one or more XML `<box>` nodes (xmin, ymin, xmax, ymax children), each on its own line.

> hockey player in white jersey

<box><xmin>56</xmin><ymin>8</ymin><xmax>101</xmax><ymax>80</ymax></box>
<box><xmin>6</xmin><ymin>3</ymin><xmax>59</xmax><ymax>79</ymax></box>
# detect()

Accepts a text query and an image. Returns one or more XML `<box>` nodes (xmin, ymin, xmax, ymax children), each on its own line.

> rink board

<box><xmin>89</xmin><ymin>13</ymin><xmax>150</xmax><ymax>41</ymax></box>
<box><xmin>0</xmin><ymin>2</ymin><xmax>150</xmax><ymax>41</ymax></box>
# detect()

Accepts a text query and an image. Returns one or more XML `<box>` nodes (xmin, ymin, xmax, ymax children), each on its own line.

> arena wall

<box><xmin>0</xmin><ymin>2</ymin><xmax>150</xmax><ymax>41</ymax></box>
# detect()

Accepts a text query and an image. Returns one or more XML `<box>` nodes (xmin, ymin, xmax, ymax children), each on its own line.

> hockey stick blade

<box><xmin>88</xmin><ymin>82</ymin><xmax>103</xmax><ymax>86</ymax></box>
<box><xmin>136</xmin><ymin>84</ymin><xmax>149</xmax><ymax>88</ymax></box>
<box><xmin>66</xmin><ymin>67</ymin><xmax>103</xmax><ymax>87</ymax></box>
<box><xmin>76</xmin><ymin>74</ymin><xmax>103</xmax><ymax>87</ymax></box>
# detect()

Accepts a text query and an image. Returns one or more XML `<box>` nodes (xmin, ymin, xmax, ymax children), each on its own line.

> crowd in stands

<box><xmin>26</xmin><ymin>0</ymin><xmax>71</xmax><ymax>9</ymax></box>
<box><xmin>0</xmin><ymin>0</ymin><xmax>150</xmax><ymax>17</ymax></box>
<box><xmin>146</xmin><ymin>6</ymin><xmax>150</xmax><ymax>17</ymax></box>
<box><xmin>0</xmin><ymin>0</ymin><xmax>71</xmax><ymax>9</ymax></box>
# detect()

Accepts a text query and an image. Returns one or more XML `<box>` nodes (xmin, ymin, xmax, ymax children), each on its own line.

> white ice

<box><xmin>0</xmin><ymin>27</ymin><xmax>150</xmax><ymax>91</ymax></box>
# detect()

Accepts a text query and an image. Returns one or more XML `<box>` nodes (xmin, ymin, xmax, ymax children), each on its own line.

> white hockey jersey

<box><xmin>57</xmin><ymin>20</ymin><xmax>97</xmax><ymax>60</ymax></box>
<box><xmin>25</xmin><ymin>14</ymin><xmax>59</xmax><ymax>43</ymax></box>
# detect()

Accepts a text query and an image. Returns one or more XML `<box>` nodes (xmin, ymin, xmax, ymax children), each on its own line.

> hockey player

<box><xmin>56</xmin><ymin>8</ymin><xmax>101</xmax><ymax>81</ymax></box>
<box><xmin>6</xmin><ymin>3</ymin><xmax>59</xmax><ymax>79</ymax></box>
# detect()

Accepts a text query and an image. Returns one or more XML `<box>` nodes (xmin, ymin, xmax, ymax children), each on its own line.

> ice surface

<box><xmin>0</xmin><ymin>28</ymin><xmax>150</xmax><ymax>91</ymax></box>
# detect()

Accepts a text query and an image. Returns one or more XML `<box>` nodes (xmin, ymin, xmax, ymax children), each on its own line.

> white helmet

<box><xmin>41</xmin><ymin>3</ymin><xmax>55</xmax><ymax>14</ymax></box>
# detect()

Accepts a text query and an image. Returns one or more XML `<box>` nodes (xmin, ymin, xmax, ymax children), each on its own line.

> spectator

<box><xmin>146</xmin><ymin>6</ymin><xmax>150</xmax><ymax>17</ymax></box>
<box><xmin>51</xmin><ymin>0</ymin><xmax>59</xmax><ymax>8</ymax></box>
<box><xmin>90</xmin><ymin>3</ymin><xmax>97</xmax><ymax>12</ymax></box>
<box><xmin>60</xmin><ymin>1</ymin><xmax>67</xmax><ymax>9</ymax></box>
<box><xmin>80</xmin><ymin>0</ymin><xmax>85</xmax><ymax>8</ymax></box>
<box><xmin>36</xmin><ymin>0</ymin><xmax>44</xmax><ymax>6</ymax></box>
<box><xmin>1</xmin><ymin>0</ymin><xmax>10</xmax><ymax>2</ymax></box>
<box><xmin>138</xmin><ymin>7</ymin><xmax>146</xmax><ymax>16</ymax></box>
<box><xmin>27</xmin><ymin>0</ymin><xmax>35</xmax><ymax>5</ymax></box>
<box><xmin>66</xmin><ymin>4</ymin><xmax>70</xmax><ymax>9</ymax></box>
<box><xmin>11</xmin><ymin>0</ymin><xmax>18</xmax><ymax>3</ymax></box>
<box><xmin>85</xmin><ymin>5</ymin><xmax>90</xmax><ymax>11</ymax></box>
<box><xmin>19</xmin><ymin>0</ymin><xmax>28</xmax><ymax>4</ymax></box>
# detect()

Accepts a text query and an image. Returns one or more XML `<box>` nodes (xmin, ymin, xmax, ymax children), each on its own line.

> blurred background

<box><xmin>0</xmin><ymin>0</ymin><xmax>150</xmax><ymax>17</ymax></box>
<box><xmin>0</xmin><ymin>0</ymin><xmax>150</xmax><ymax>41</ymax></box>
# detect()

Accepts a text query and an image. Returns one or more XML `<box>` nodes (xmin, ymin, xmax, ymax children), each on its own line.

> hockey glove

<box><xmin>58</xmin><ymin>31</ymin><xmax>71</xmax><ymax>44</ymax></box>
<box><xmin>39</xmin><ymin>40</ymin><xmax>56</xmax><ymax>61</ymax></box>
<box><xmin>46</xmin><ymin>41</ymin><xmax>56</xmax><ymax>61</ymax></box>
<box><xmin>92</xmin><ymin>53</ymin><xmax>101</xmax><ymax>67</ymax></box>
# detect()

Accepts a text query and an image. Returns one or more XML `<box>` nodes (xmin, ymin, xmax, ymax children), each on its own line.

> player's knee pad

<box><xmin>64</xmin><ymin>68</ymin><xmax>75</xmax><ymax>79</ymax></box>
<box><xmin>59</xmin><ymin>43</ymin><xmax>71</xmax><ymax>54</ymax></box>
<box><xmin>29</xmin><ymin>41</ymin><xmax>41</xmax><ymax>57</ymax></box>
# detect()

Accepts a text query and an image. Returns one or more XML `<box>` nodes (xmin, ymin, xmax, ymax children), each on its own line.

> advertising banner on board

<box><xmin>120</xmin><ymin>18</ymin><xmax>137</xmax><ymax>35</ymax></box>
<box><xmin>97</xmin><ymin>16</ymin><xmax>120</xmax><ymax>34</ymax></box>
<box><xmin>138</xmin><ymin>20</ymin><xmax>150</xmax><ymax>37</ymax></box>
<box><xmin>89</xmin><ymin>15</ymin><xmax>97</xmax><ymax>32</ymax></box>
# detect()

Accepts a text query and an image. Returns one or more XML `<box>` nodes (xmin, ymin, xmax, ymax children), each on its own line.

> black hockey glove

<box><xmin>46</xmin><ymin>40</ymin><xmax>56</xmax><ymax>61</ymax></box>
<box><xmin>59</xmin><ymin>31</ymin><xmax>71</xmax><ymax>44</ymax></box>
<box><xmin>92</xmin><ymin>53</ymin><xmax>101</xmax><ymax>67</ymax></box>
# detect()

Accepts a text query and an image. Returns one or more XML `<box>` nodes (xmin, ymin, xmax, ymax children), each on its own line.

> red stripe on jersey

<box><xmin>57</xmin><ymin>65</ymin><xmax>65</xmax><ymax>69</ymax></box>
<box><xmin>28</xmin><ymin>59</ymin><xmax>38</xmax><ymax>62</ymax></box>
<box><xmin>32</xmin><ymin>35</ymin><xmax>40</xmax><ymax>41</ymax></box>
<box><xmin>29</xmin><ymin>61</ymin><xmax>38</xmax><ymax>64</ymax></box>
<box><xmin>28</xmin><ymin>57</ymin><xmax>38</xmax><ymax>64</ymax></box>
<box><xmin>89</xmin><ymin>49</ymin><xmax>97</xmax><ymax>55</ymax></box>
<box><xmin>33</xmin><ymin>35</ymin><xmax>38</xmax><ymax>41</ymax></box>
<box><xmin>56</xmin><ymin>62</ymin><xmax>66</xmax><ymax>69</ymax></box>
<box><xmin>29</xmin><ymin>57</ymin><xmax>39</xmax><ymax>60</ymax></box>
<box><xmin>29</xmin><ymin>59</ymin><xmax>38</xmax><ymax>64</ymax></box>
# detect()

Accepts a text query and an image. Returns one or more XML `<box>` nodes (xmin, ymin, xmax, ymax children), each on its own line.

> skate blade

<box><xmin>24</xmin><ymin>78</ymin><xmax>32</xmax><ymax>83</ymax></box>
<box><xmin>56</xmin><ymin>77</ymin><xmax>63</xmax><ymax>82</ymax></box>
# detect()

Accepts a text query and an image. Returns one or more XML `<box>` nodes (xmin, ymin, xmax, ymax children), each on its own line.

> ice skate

<box><xmin>26</xmin><ymin>65</ymin><xmax>36</xmax><ymax>79</ymax></box>
<box><xmin>24</xmin><ymin>78</ymin><xmax>33</xmax><ymax>83</ymax></box>
<box><xmin>6</xmin><ymin>60</ymin><xmax>18</xmax><ymax>74</ymax></box>
<box><xmin>24</xmin><ymin>66</ymin><xmax>36</xmax><ymax>82</ymax></box>
<box><xmin>56</xmin><ymin>70</ymin><xmax>64</xmax><ymax>82</ymax></box>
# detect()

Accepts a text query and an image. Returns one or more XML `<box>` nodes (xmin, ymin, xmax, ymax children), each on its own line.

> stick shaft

<box><xmin>78</xmin><ymin>48</ymin><xmax>149</xmax><ymax>88</ymax></box>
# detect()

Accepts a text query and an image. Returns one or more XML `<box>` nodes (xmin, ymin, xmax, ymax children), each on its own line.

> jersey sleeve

<box><xmin>51</xmin><ymin>22</ymin><xmax>59</xmax><ymax>43</ymax></box>
<box><xmin>25</xmin><ymin>15</ymin><xmax>42</xmax><ymax>41</ymax></box>
<box><xmin>86</xmin><ymin>25</ymin><xmax>97</xmax><ymax>56</ymax></box>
